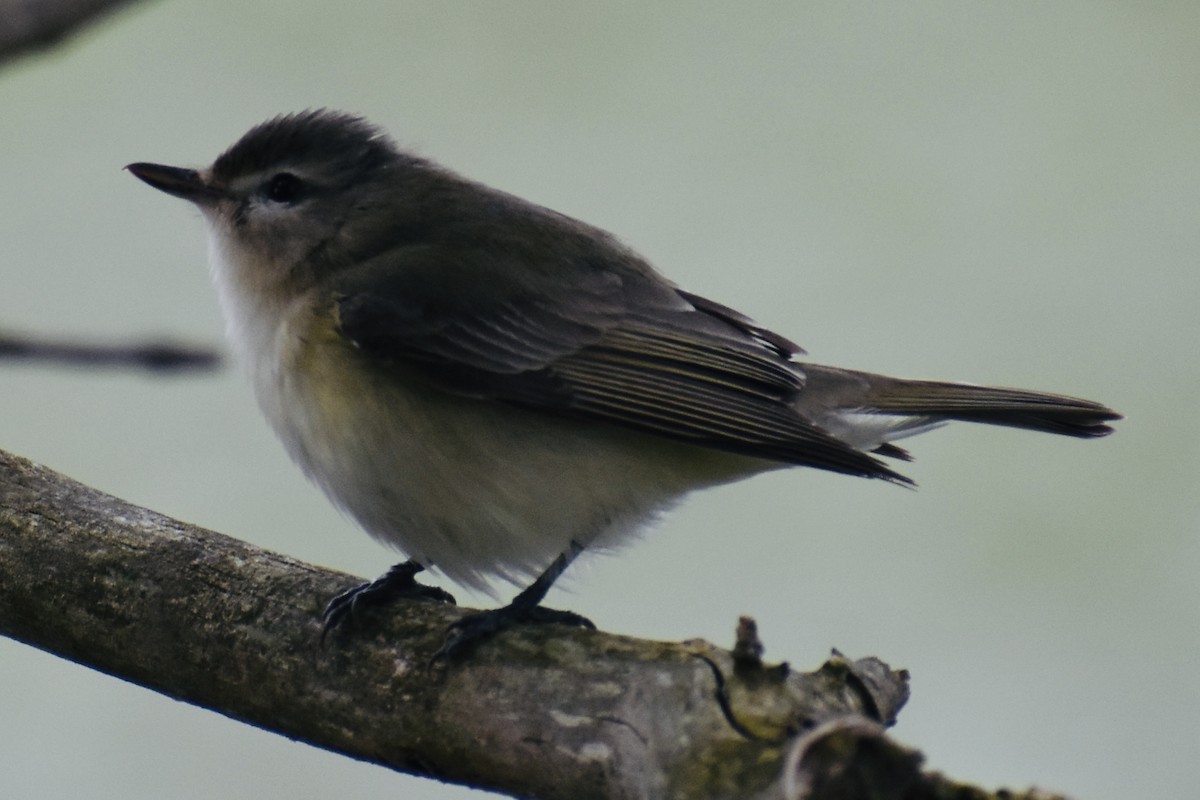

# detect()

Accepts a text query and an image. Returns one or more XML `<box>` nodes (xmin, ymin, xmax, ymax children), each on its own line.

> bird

<box><xmin>126</xmin><ymin>110</ymin><xmax>1119</xmax><ymax>658</ymax></box>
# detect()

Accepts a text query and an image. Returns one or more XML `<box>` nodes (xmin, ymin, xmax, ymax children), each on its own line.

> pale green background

<box><xmin>2</xmin><ymin>3</ymin><xmax>1196</xmax><ymax>799</ymax></box>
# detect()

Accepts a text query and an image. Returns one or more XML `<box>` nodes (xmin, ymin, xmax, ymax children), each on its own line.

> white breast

<box><xmin>204</xmin><ymin>225</ymin><xmax>767</xmax><ymax>594</ymax></box>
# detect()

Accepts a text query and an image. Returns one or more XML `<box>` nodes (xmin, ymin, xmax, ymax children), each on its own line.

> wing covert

<box><xmin>334</xmin><ymin>249</ymin><xmax>905</xmax><ymax>482</ymax></box>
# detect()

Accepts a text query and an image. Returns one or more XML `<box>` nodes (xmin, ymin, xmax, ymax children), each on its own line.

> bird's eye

<box><xmin>264</xmin><ymin>172</ymin><xmax>304</xmax><ymax>204</ymax></box>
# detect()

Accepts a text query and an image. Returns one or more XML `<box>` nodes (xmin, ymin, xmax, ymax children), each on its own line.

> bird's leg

<box><xmin>433</xmin><ymin>541</ymin><xmax>594</xmax><ymax>662</ymax></box>
<box><xmin>322</xmin><ymin>560</ymin><xmax>455</xmax><ymax>639</ymax></box>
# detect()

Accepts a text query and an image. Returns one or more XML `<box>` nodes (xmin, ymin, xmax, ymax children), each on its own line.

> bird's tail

<box><xmin>796</xmin><ymin>364</ymin><xmax>1120</xmax><ymax>457</ymax></box>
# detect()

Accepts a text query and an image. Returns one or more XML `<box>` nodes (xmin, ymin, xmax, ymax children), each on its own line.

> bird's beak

<box><xmin>126</xmin><ymin>162</ymin><xmax>227</xmax><ymax>205</ymax></box>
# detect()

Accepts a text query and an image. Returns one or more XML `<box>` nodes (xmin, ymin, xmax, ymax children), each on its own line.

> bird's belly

<box><xmin>260</xmin><ymin>336</ymin><xmax>766</xmax><ymax>594</ymax></box>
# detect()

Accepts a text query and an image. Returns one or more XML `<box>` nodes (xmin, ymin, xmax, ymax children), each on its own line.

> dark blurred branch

<box><xmin>0</xmin><ymin>331</ymin><xmax>220</xmax><ymax>372</ymax></box>
<box><xmin>1</xmin><ymin>3</ymin><xmax>212</xmax><ymax>374</ymax></box>
<box><xmin>0</xmin><ymin>0</ymin><xmax>148</xmax><ymax>64</ymax></box>
<box><xmin>0</xmin><ymin>448</ymin><xmax>1072</xmax><ymax>799</ymax></box>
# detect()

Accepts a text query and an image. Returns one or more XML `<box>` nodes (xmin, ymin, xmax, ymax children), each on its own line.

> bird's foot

<box><xmin>322</xmin><ymin>561</ymin><xmax>455</xmax><ymax>640</ymax></box>
<box><xmin>432</xmin><ymin>603</ymin><xmax>594</xmax><ymax>662</ymax></box>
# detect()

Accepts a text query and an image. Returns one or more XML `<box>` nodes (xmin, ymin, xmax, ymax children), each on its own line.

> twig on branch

<box><xmin>0</xmin><ymin>0</ymin><xmax>148</xmax><ymax>64</ymax></box>
<box><xmin>0</xmin><ymin>330</ymin><xmax>221</xmax><ymax>371</ymax></box>
<box><xmin>0</xmin><ymin>449</ymin><xmax>1068</xmax><ymax>799</ymax></box>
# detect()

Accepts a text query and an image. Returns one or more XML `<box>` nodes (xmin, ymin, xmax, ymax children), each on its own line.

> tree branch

<box><xmin>0</xmin><ymin>330</ymin><xmax>221</xmax><ymax>371</ymax></box>
<box><xmin>0</xmin><ymin>448</ymin><xmax>1067</xmax><ymax>799</ymax></box>
<box><xmin>0</xmin><ymin>0</ymin><xmax>149</xmax><ymax>65</ymax></box>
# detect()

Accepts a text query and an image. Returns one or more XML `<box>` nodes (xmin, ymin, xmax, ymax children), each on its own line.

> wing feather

<box><xmin>334</xmin><ymin>250</ymin><xmax>907</xmax><ymax>482</ymax></box>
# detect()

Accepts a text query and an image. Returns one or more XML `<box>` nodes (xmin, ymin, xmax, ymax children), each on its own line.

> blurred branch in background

<box><xmin>0</xmin><ymin>0</ymin><xmax>148</xmax><ymax>65</ymax></box>
<box><xmin>2</xmin><ymin>2</ymin><xmax>215</xmax><ymax>375</ymax></box>
<box><xmin>0</xmin><ymin>448</ymin><xmax>1066</xmax><ymax>800</ymax></box>
<box><xmin>0</xmin><ymin>330</ymin><xmax>220</xmax><ymax>372</ymax></box>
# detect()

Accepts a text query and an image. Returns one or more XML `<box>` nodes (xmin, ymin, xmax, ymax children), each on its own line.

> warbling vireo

<box><xmin>127</xmin><ymin>110</ymin><xmax>1119</xmax><ymax>657</ymax></box>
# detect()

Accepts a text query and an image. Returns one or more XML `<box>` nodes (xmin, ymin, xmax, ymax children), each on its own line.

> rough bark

<box><xmin>0</xmin><ymin>449</ymin><xmax>1067</xmax><ymax>800</ymax></box>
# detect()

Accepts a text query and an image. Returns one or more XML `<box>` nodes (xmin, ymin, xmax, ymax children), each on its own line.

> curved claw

<box><xmin>432</xmin><ymin>604</ymin><xmax>595</xmax><ymax>663</ymax></box>
<box><xmin>322</xmin><ymin>561</ymin><xmax>455</xmax><ymax>641</ymax></box>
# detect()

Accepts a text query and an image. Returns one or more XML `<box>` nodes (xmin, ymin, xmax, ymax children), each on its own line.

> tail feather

<box><xmin>863</xmin><ymin>379</ymin><xmax>1119</xmax><ymax>438</ymax></box>
<box><xmin>797</xmin><ymin>364</ymin><xmax>1120</xmax><ymax>452</ymax></box>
